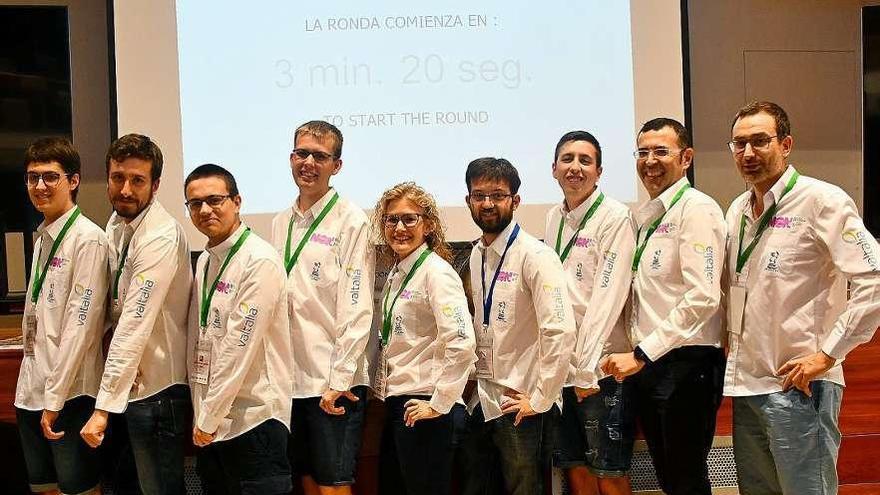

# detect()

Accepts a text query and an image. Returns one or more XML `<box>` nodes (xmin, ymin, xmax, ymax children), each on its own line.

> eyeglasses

<box><xmin>727</xmin><ymin>135</ymin><xmax>778</xmax><ymax>154</ymax></box>
<box><xmin>291</xmin><ymin>148</ymin><xmax>335</xmax><ymax>163</ymax></box>
<box><xmin>25</xmin><ymin>172</ymin><xmax>70</xmax><ymax>188</ymax></box>
<box><xmin>633</xmin><ymin>148</ymin><xmax>681</xmax><ymax>160</ymax></box>
<box><xmin>383</xmin><ymin>213</ymin><xmax>423</xmax><ymax>228</ymax></box>
<box><xmin>185</xmin><ymin>195</ymin><xmax>231</xmax><ymax>213</ymax></box>
<box><xmin>469</xmin><ymin>193</ymin><xmax>513</xmax><ymax>204</ymax></box>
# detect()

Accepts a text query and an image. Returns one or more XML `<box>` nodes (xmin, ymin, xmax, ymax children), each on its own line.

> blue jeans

<box><xmin>458</xmin><ymin>405</ymin><xmax>545</xmax><ymax>495</ymax></box>
<box><xmin>733</xmin><ymin>380</ymin><xmax>843</xmax><ymax>495</ymax></box>
<box><xmin>125</xmin><ymin>383</ymin><xmax>190</xmax><ymax>495</ymax></box>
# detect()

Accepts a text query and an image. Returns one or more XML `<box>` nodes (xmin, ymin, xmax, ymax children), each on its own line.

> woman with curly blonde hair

<box><xmin>370</xmin><ymin>182</ymin><xmax>476</xmax><ymax>495</ymax></box>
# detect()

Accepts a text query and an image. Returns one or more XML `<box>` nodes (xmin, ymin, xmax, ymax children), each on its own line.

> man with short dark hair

<box><xmin>602</xmin><ymin>118</ymin><xmax>726</xmax><ymax>495</ymax></box>
<box><xmin>545</xmin><ymin>131</ymin><xmax>636</xmax><ymax>495</ymax></box>
<box><xmin>80</xmin><ymin>134</ymin><xmax>192</xmax><ymax>495</ymax></box>
<box><xmin>186</xmin><ymin>163</ymin><xmax>293</xmax><ymax>494</ymax></box>
<box><xmin>458</xmin><ymin>157</ymin><xmax>575</xmax><ymax>495</ymax></box>
<box><xmin>16</xmin><ymin>137</ymin><xmax>108</xmax><ymax>495</ymax></box>
<box><xmin>724</xmin><ymin>101</ymin><xmax>880</xmax><ymax>495</ymax></box>
<box><xmin>271</xmin><ymin>121</ymin><xmax>373</xmax><ymax>495</ymax></box>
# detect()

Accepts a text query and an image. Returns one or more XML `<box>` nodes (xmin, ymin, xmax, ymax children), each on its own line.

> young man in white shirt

<box><xmin>80</xmin><ymin>134</ymin><xmax>192</xmax><ymax>495</ymax></box>
<box><xmin>458</xmin><ymin>157</ymin><xmax>576</xmax><ymax>495</ymax></box>
<box><xmin>186</xmin><ymin>164</ymin><xmax>294</xmax><ymax>494</ymax></box>
<box><xmin>545</xmin><ymin>131</ymin><xmax>636</xmax><ymax>495</ymax></box>
<box><xmin>724</xmin><ymin>101</ymin><xmax>880</xmax><ymax>495</ymax></box>
<box><xmin>270</xmin><ymin>121</ymin><xmax>373</xmax><ymax>495</ymax></box>
<box><xmin>15</xmin><ymin>137</ymin><xmax>108</xmax><ymax>495</ymax></box>
<box><xmin>602</xmin><ymin>118</ymin><xmax>727</xmax><ymax>495</ymax></box>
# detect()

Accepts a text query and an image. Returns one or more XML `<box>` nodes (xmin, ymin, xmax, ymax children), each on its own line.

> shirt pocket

<box><xmin>757</xmin><ymin>246</ymin><xmax>796</xmax><ymax>280</ymax></box>
<box><xmin>208</xmin><ymin>286</ymin><xmax>237</xmax><ymax>337</ymax></box>
<box><xmin>644</xmin><ymin>237</ymin><xmax>677</xmax><ymax>278</ymax></box>
<box><xmin>491</xmin><ymin>287</ymin><xmax>518</xmax><ymax>332</ymax></box>
<box><xmin>568</xmin><ymin>244</ymin><xmax>599</xmax><ymax>289</ymax></box>
<box><xmin>43</xmin><ymin>265</ymin><xmax>71</xmax><ymax>310</ymax></box>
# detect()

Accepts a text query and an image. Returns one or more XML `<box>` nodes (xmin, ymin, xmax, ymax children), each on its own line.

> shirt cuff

<box><xmin>529</xmin><ymin>390</ymin><xmax>555</xmax><ymax>414</ymax></box>
<box><xmin>197</xmin><ymin>411</ymin><xmax>223</xmax><ymax>435</ymax></box>
<box><xmin>635</xmin><ymin>333</ymin><xmax>667</xmax><ymax>363</ymax></box>
<box><xmin>42</xmin><ymin>391</ymin><xmax>65</xmax><ymax>413</ymax></box>
<box><xmin>820</xmin><ymin>329</ymin><xmax>846</xmax><ymax>361</ymax></box>
<box><xmin>95</xmin><ymin>389</ymin><xmax>128</xmax><ymax>414</ymax></box>
<box><xmin>428</xmin><ymin>391</ymin><xmax>457</xmax><ymax>415</ymax></box>
<box><xmin>328</xmin><ymin>367</ymin><xmax>355</xmax><ymax>392</ymax></box>
<box><xmin>572</xmin><ymin>369</ymin><xmax>599</xmax><ymax>390</ymax></box>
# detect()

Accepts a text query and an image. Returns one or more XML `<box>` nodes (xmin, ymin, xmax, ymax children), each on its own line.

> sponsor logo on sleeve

<box><xmin>237</xmin><ymin>303</ymin><xmax>259</xmax><ymax>347</ymax></box>
<box><xmin>842</xmin><ymin>229</ymin><xmax>879</xmax><ymax>269</ymax></box>
<box><xmin>442</xmin><ymin>304</ymin><xmax>468</xmax><ymax>338</ymax></box>
<box><xmin>693</xmin><ymin>243</ymin><xmax>715</xmax><ymax>281</ymax></box>
<box><xmin>543</xmin><ymin>283</ymin><xmax>566</xmax><ymax>323</ymax></box>
<box><xmin>133</xmin><ymin>274</ymin><xmax>155</xmax><ymax>319</ymax></box>
<box><xmin>75</xmin><ymin>284</ymin><xmax>94</xmax><ymax>326</ymax></box>
<box><xmin>600</xmin><ymin>251</ymin><xmax>618</xmax><ymax>288</ymax></box>
<box><xmin>347</xmin><ymin>266</ymin><xmax>362</xmax><ymax>306</ymax></box>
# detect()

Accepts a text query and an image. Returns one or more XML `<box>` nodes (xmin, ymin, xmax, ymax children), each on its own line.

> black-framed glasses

<box><xmin>633</xmin><ymin>148</ymin><xmax>681</xmax><ymax>160</ymax></box>
<box><xmin>469</xmin><ymin>192</ymin><xmax>513</xmax><ymax>204</ymax></box>
<box><xmin>383</xmin><ymin>213</ymin><xmax>423</xmax><ymax>228</ymax></box>
<box><xmin>25</xmin><ymin>172</ymin><xmax>70</xmax><ymax>188</ymax></box>
<box><xmin>291</xmin><ymin>148</ymin><xmax>335</xmax><ymax>163</ymax></box>
<box><xmin>727</xmin><ymin>135</ymin><xmax>778</xmax><ymax>154</ymax></box>
<box><xmin>185</xmin><ymin>195</ymin><xmax>231</xmax><ymax>212</ymax></box>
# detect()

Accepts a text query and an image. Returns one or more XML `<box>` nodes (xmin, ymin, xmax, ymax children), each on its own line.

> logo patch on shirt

<box><xmin>543</xmin><ymin>284</ymin><xmax>566</xmax><ymax>323</ymax></box>
<box><xmin>215</xmin><ymin>280</ymin><xmax>235</xmax><ymax>294</ymax></box>
<box><xmin>575</xmin><ymin>262</ymin><xmax>584</xmax><ymax>282</ymax></box>
<box><xmin>497</xmin><ymin>271</ymin><xmax>518</xmax><ymax>283</ymax></box>
<box><xmin>76</xmin><ymin>286</ymin><xmax>94</xmax><ymax>326</ymax></box>
<box><xmin>238</xmin><ymin>303</ymin><xmax>259</xmax><ymax>346</ymax></box>
<box><xmin>347</xmin><ymin>266</ymin><xmax>362</xmax><ymax>306</ymax></box>
<box><xmin>310</xmin><ymin>262</ymin><xmax>322</xmax><ymax>281</ymax></box>
<box><xmin>393</xmin><ymin>314</ymin><xmax>405</xmax><ymax>335</ymax></box>
<box><xmin>693</xmin><ymin>243</ymin><xmax>715</xmax><ymax>281</ymax></box>
<box><xmin>574</xmin><ymin>237</ymin><xmax>595</xmax><ymax>249</ymax></box>
<box><xmin>768</xmin><ymin>216</ymin><xmax>805</xmax><ymax>230</ymax></box>
<box><xmin>133</xmin><ymin>274</ymin><xmax>155</xmax><ymax>319</ymax></box>
<box><xmin>496</xmin><ymin>301</ymin><xmax>511</xmax><ymax>322</ymax></box>
<box><xmin>650</xmin><ymin>249</ymin><xmax>663</xmax><ymax>271</ymax></box>
<box><xmin>842</xmin><ymin>229</ymin><xmax>879</xmax><ymax>269</ymax></box>
<box><xmin>765</xmin><ymin>250</ymin><xmax>782</xmax><ymax>273</ymax></box>
<box><xmin>442</xmin><ymin>304</ymin><xmax>468</xmax><ymax>338</ymax></box>
<box><xmin>310</xmin><ymin>233</ymin><xmax>338</xmax><ymax>246</ymax></box>
<box><xmin>654</xmin><ymin>223</ymin><xmax>677</xmax><ymax>235</ymax></box>
<box><xmin>48</xmin><ymin>256</ymin><xmax>67</xmax><ymax>269</ymax></box>
<box><xmin>399</xmin><ymin>289</ymin><xmax>417</xmax><ymax>300</ymax></box>
<box><xmin>600</xmin><ymin>251</ymin><xmax>618</xmax><ymax>288</ymax></box>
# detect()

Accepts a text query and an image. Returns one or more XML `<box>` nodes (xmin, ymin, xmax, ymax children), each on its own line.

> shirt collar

<box><xmin>564</xmin><ymin>187</ymin><xmax>602</xmax><ymax>221</ymax></box>
<box><xmin>481</xmin><ymin>221</ymin><xmax>518</xmax><ymax>256</ymax></box>
<box><xmin>109</xmin><ymin>200</ymin><xmax>154</xmax><ymax>235</ymax></box>
<box><xmin>743</xmin><ymin>165</ymin><xmax>795</xmax><ymax>220</ymax></box>
<box><xmin>657</xmin><ymin>176</ymin><xmax>691</xmax><ymax>211</ymax></box>
<box><xmin>395</xmin><ymin>242</ymin><xmax>429</xmax><ymax>276</ymax></box>
<box><xmin>295</xmin><ymin>188</ymin><xmax>336</xmax><ymax>220</ymax></box>
<box><xmin>206</xmin><ymin>222</ymin><xmax>248</xmax><ymax>259</ymax></box>
<box><xmin>38</xmin><ymin>204</ymin><xmax>79</xmax><ymax>241</ymax></box>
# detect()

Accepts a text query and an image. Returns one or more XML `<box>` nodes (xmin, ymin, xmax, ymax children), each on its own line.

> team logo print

<box><xmin>239</xmin><ymin>302</ymin><xmax>251</xmax><ymax>313</ymax></box>
<box><xmin>74</xmin><ymin>283</ymin><xmax>86</xmax><ymax>295</ymax></box>
<box><xmin>842</xmin><ymin>229</ymin><xmax>860</xmax><ymax>244</ymax></box>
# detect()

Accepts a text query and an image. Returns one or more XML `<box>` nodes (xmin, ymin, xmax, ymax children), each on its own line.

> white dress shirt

<box><xmin>189</xmin><ymin>224</ymin><xmax>293</xmax><ymax>441</ymax></box>
<box><xmin>723</xmin><ymin>166</ymin><xmax>880</xmax><ymax>396</ymax></box>
<box><xmin>96</xmin><ymin>201</ymin><xmax>191</xmax><ymax>413</ymax></box>
<box><xmin>631</xmin><ymin>177</ymin><xmax>726</xmax><ymax>361</ymax></box>
<box><xmin>468</xmin><ymin>222</ymin><xmax>576</xmax><ymax>421</ymax></box>
<box><xmin>544</xmin><ymin>188</ymin><xmax>636</xmax><ymax>389</ymax></box>
<box><xmin>376</xmin><ymin>243</ymin><xmax>476</xmax><ymax>414</ymax></box>
<box><xmin>15</xmin><ymin>206</ymin><xmax>108</xmax><ymax>411</ymax></box>
<box><xmin>271</xmin><ymin>189</ymin><xmax>374</xmax><ymax>398</ymax></box>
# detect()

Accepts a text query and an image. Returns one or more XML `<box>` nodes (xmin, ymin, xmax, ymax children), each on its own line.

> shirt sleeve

<box><xmin>96</xmin><ymin>233</ymin><xmax>182</xmax><ymax>413</ymax></box>
<box><xmin>815</xmin><ymin>188</ymin><xmax>880</xmax><ymax>359</ymax></box>
<box><xmin>44</xmin><ymin>236</ymin><xmax>109</xmax><ymax>411</ymax></box>
<box><xmin>523</xmin><ymin>248</ymin><xmax>576</xmax><ymax>413</ymax></box>
<box><xmin>196</xmin><ymin>257</ymin><xmax>286</xmax><ymax>434</ymax></box>
<box><xmin>637</xmin><ymin>200</ymin><xmax>727</xmax><ymax>361</ymax></box>
<box><xmin>426</xmin><ymin>264</ymin><xmax>477</xmax><ymax>414</ymax></box>
<box><xmin>571</xmin><ymin>214</ymin><xmax>635</xmax><ymax>389</ymax></box>
<box><xmin>328</xmin><ymin>218</ymin><xmax>375</xmax><ymax>391</ymax></box>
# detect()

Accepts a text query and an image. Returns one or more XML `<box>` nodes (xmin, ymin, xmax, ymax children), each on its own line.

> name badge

<box><xmin>728</xmin><ymin>284</ymin><xmax>747</xmax><ymax>336</ymax></box>
<box><xmin>475</xmin><ymin>324</ymin><xmax>494</xmax><ymax>379</ymax></box>
<box><xmin>192</xmin><ymin>334</ymin><xmax>212</xmax><ymax>385</ymax></box>
<box><xmin>374</xmin><ymin>344</ymin><xmax>388</xmax><ymax>399</ymax></box>
<box><xmin>24</xmin><ymin>313</ymin><xmax>37</xmax><ymax>357</ymax></box>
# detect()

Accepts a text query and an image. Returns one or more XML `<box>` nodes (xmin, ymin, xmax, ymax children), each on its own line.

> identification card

<box><xmin>24</xmin><ymin>313</ymin><xmax>37</xmax><ymax>357</ymax></box>
<box><xmin>374</xmin><ymin>344</ymin><xmax>388</xmax><ymax>399</ymax></box>
<box><xmin>475</xmin><ymin>325</ymin><xmax>494</xmax><ymax>379</ymax></box>
<box><xmin>728</xmin><ymin>285</ymin><xmax>747</xmax><ymax>336</ymax></box>
<box><xmin>192</xmin><ymin>335</ymin><xmax>212</xmax><ymax>385</ymax></box>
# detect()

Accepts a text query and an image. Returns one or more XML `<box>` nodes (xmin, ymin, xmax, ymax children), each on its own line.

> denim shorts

<box><xmin>16</xmin><ymin>395</ymin><xmax>102</xmax><ymax>494</ymax></box>
<box><xmin>197</xmin><ymin>418</ymin><xmax>292</xmax><ymax>495</ymax></box>
<box><xmin>552</xmin><ymin>378</ymin><xmax>637</xmax><ymax>477</ymax></box>
<box><xmin>288</xmin><ymin>385</ymin><xmax>367</xmax><ymax>486</ymax></box>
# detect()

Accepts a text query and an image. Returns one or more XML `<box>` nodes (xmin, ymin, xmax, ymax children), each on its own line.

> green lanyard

<box><xmin>555</xmin><ymin>192</ymin><xmax>604</xmax><ymax>263</ymax></box>
<box><xmin>631</xmin><ymin>184</ymin><xmax>690</xmax><ymax>272</ymax></box>
<box><xmin>112</xmin><ymin>237</ymin><xmax>131</xmax><ymax>300</ymax></box>
<box><xmin>381</xmin><ymin>248</ymin><xmax>432</xmax><ymax>346</ymax></box>
<box><xmin>30</xmin><ymin>207</ymin><xmax>81</xmax><ymax>304</ymax></box>
<box><xmin>736</xmin><ymin>170</ymin><xmax>799</xmax><ymax>274</ymax></box>
<box><xmin>285</xmin><ymin>192</ymin><xmax>339</xmax><ymax>275</ymax></box>
<box><xmin>200</xmin><ymin>228</ymin><xmax>251</xmax><ymax>329</ymax></box>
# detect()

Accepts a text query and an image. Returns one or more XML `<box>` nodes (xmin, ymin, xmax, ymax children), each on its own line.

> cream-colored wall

<box><xmin>688</xmin><ymin>0</ymin><xmax>864</xmax><ymax>211</ymax></box>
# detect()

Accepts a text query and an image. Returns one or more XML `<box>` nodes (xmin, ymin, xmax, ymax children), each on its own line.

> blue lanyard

<box><xmin>480</xmin><ymin>224</ymin><xmax>520</xmax><ymax>326</ymax></box>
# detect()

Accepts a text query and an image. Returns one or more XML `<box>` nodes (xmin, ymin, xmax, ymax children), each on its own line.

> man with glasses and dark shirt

<box><xmin>602</xmin><ymin>119</ymin><xmax>726</xmax><ymax>495</ymax></box>
<box><xmin>16</xmin><ymin>137</ymin><xmax>108</xmax><ymax>495</ymax></box>
<box><xmin>458</xmin><ymin>157</ymin><xmax>575</xmax><ymax>495</ymax></box>
<box><xmin>80</xmin><ymin>134</ymin><xmax>192</xmax><ymax>495</ymax></box>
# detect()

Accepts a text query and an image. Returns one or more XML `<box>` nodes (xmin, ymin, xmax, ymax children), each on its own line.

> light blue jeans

<box><xmin>733</xmin><ymin>380</ymin><xmax>843</xmax><ymax>495</ymax></box>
